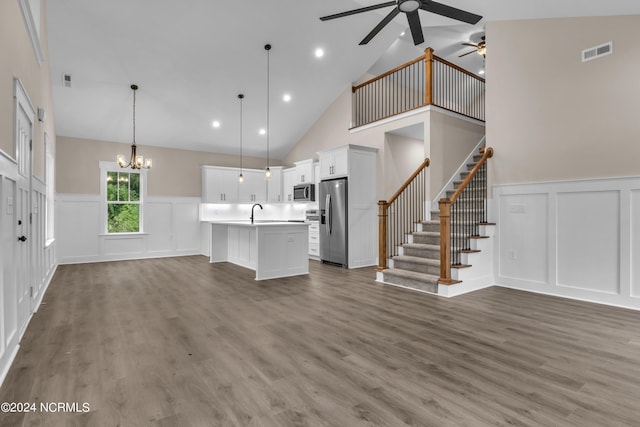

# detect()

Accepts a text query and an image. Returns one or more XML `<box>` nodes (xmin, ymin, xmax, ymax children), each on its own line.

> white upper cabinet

<box><xmin>202</xmin><ymin>166</ymin><xmax>239</xmax><ymax>203</ymax></box>
<box><xmin>238</xmin><ymin>169</ymin><xmax>266</xmax><ymax>203</ymax></box>
<box><xmin>266</xmin><ymin>166</ymin><xmax>284</xmax><ymax>203</ymax></box>
<box><xmin>319</xmin><ymin>146</ymin><xmax>349</xmax><ymax>179</ymax></box>
<box><xmin>282</xmin><ymin>167</ymin><xmax>296</xmax><ymax>203</ymax></box>
<box><xmin>294</xmin><ymin>159</ymin><xmax>314</xmax><ymax>185</ymax></box>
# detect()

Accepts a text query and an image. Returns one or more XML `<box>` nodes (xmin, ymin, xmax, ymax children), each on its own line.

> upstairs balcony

<box><xmin>351</xmin><ymin>47</ymin><xmax>485</xmax><ymax>128</ymax></box>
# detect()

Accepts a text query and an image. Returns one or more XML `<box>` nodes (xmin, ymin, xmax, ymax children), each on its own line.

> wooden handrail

<box><xmin>378</xmin><ymin>157</ymin><xmax>430</xmax><ymax>271</ymax></box>
<box><xmin>352</xmin><ymin>54</ymin><xmax>426</xmax><ymax>92</ymax></box>
<box><xmin>449</xmin><ymin>147</ymin><xmax>493</xmax><ymax>202</ymax></box>
<box><xmin>387</xmin><ymin>158</ymin><xmax>430</xmax><ymax>205</ymax></box>
<box><xmin>433</xmin><ymin>55</ymin><xmax>486</xmax><ymax>83</ymax></box>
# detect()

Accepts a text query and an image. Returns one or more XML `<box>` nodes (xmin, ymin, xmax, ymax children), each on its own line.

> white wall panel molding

<box><xmin>56</xmin><ymin>194</ymin><xmax>203</xmax><ymax>264</ymax></box>
<box><xmin>494</xmin><ymin>176</ymin><xmax>640</xmax><ymax>310</ymax></box>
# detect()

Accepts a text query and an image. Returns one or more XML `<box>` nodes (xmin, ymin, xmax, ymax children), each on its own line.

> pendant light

<box><xmin>238</xmin><ymin>93</ymin><xmax>244</xmax><ymax>183</ymax></box>
<box><xmin>117</xmin><ymin>84</ymin><xmax>152</xmax><ymax>169</ymax></box>
<box><xmin>264</xmin><ymin>44</ymin><xmax>271</xmax><ymax>180</ymax></box>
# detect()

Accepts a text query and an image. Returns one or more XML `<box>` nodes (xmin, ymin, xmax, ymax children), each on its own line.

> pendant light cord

<box><xmin>239</xmin><ymin>94</ymin><xmax>243</xmax><ymax>173</ymax></box>
<box><xmin>265</xmin><ymin>44</ymin><xmax>271</xmax><ymax>171</ymax></box>
<box><xmin>132</xmin><ymin>85</ymin><xmax>137</xmax><ymax>147</ymax></box>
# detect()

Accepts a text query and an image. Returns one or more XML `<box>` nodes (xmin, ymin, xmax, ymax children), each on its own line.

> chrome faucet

<box><xmin>250</xmin><ymin>203</ymin><xmax>263</xmax><ymax>224</ymax></box>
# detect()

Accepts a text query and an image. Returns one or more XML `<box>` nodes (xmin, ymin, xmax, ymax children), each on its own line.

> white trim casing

<box><xmin>18</xmin><ymin>0</ymin><xmax>44</xmax><ymax>64</ymax></box>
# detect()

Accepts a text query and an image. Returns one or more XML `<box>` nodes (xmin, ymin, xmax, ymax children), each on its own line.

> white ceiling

<box><xmin>46</xmin><ymin>1</ymin><xmax>640</xmax><ymax>160</ymax></box>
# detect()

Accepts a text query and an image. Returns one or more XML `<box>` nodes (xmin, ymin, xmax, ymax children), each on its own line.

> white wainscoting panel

<box><xmin>56</xmin><ymin>194</ymin><xmax>203</xmax><ymax>264</ymax></box>
<box><xmin>145</xmin><ymin>202</ymin><xmax>173</xmax><ymax>253</ymax></box>
<box><xmin>55</xmin><ymin>194</ymin><xmax>100</xmax><ymax>261</ymax></box>
<box><xmin>631</xmin><ymin>190</ymin><xmax>640</xmax><ymax>298</ymax></box>
<box><xmin>494</xmin><ymin>177</ymin><xmax>640</xmax><ymax>310</ymax></box>
<box><xmin>557</xmin><ymin>191</ymin><xmax>619</xmax><ymax>294</ymax></box>
<box><xmin>498</xmin><ymin>193</ymin><xmax>548</xmax><ymax>284</ymax></box>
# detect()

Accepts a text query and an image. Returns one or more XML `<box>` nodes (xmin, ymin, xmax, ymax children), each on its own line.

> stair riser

<box><xmin>412</xmin><ymin>235</ymin><xmax>440</xmax><ymax>245</ymax></box>
<box><xmin>383</xmin><ymin>274</ymin><xmax>438</xmax><ymax>293</ymax></box>
<box><xmin>420</xmin><ymin>222</ymin><xmax>439</xmax><ymax>232</ymax></box>
<box><xmin>393</xmin><ymin>260</ymin><xmax>440</xmax><ymax>276</ymax></box>
<box><xmin>403</xmin><ymin>247</ymin><xmax>439</xmax><ymax>259</ymax></box>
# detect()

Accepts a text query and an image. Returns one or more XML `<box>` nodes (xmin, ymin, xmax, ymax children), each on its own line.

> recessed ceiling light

<box><xmin>259</xmin><ymin>129</ymin><xmax>266</xmax><ymax>135</ymax></box>
<box><xmin>479</xmin><ymin>69</ymin><xmax>485</xmax><ymax>75</ymax></box>
<box><xmin>283</xmin><ymin>93</ymin><xmax>291</xmax><ymax>102</ymax></box>
<box><xmin>400</xmin><ymin>31</ymin><xmax>405</xmax><ymax>36</ymax></box>
<box><xmin>315</xmin><ymin>48</ymin><xmax>324</xmax><ymax>58</ymax></box>
<box><xmin>212</xmin><ymin>120</ymin><xmax>220</xmax><ymax>128</ymax></box>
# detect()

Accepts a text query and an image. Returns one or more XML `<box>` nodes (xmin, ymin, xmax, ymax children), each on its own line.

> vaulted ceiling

<box><xmin>46</xmin><ymin>0</ymin><xmax>640</xmax><ymax>159</ymax></box>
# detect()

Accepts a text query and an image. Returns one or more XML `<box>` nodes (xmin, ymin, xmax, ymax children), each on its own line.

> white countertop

<box><xmin>208</xmin><ymin>220</ymin><xmax>309</xmax><ymax>227</ymax></box>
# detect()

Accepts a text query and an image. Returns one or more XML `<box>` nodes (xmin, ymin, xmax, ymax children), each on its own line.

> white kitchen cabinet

<box><xmin>294</xmin><ymin>159</ymin><xmax>314</xmax><ymax>184</ymax></box>
<box><xmin>266</xmin><ymin>166</ymin><xmax>284</xmax><ymax>203</ymax></box>
<box><xmin>308</xmin><ymin>221</ymin><xmax>319</xmax><ymax>258</ymax></box>
<box><xmin>282</xmin><ymin>167</ymin><xmax>296</xmax><ymax>203</ymax></box>
<box><xmin>202</xmin><ymin>166</ymin><xmax>239</xmax><ymax>203</ymax></box>
<box><xmin>318</xmin><ymin>146</ymin><xmax>348</xmax><ymax>179</ymax></box>
<box><xmin>238</xmin><ymin>169</ymin><xmax>266</xmax><ymax>203</ymax></box>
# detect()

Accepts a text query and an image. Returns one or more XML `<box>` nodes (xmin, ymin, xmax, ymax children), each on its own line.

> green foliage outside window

<box><xmin>106</xmin><ymin>171</ymin><xmax>141</xmax><ymax>233</ymax></box>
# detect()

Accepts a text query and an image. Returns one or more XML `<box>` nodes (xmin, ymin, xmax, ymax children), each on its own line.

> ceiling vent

<box><xmin>582</xmin><ymin>42</ymin><xmax>613</xmax><ymax>62</ymax></box>
<box><xmin>62</xmin><ymin>73</ymin><xmax>72</xmax><ymax>88</ymax></box>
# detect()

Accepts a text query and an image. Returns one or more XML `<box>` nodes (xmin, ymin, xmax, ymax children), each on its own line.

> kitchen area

<box><xmin>200</xmin><ymin>144</ymin><xmax>378</xmax><ymax>280</ymax></box>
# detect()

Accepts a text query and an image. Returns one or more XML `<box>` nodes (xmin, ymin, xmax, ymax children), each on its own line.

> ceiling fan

<box><xmin>459</xmin><ymin>36</ymin><xmax>486</xmax><ymax>57</ymax></box>
<box><xmin>320</xmin><ymin>0</ymin><xmax>482</xmax><ymax>46</ymax></box>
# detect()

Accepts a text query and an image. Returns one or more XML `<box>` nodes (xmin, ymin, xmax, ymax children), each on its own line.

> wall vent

<box><xmin>582</xmin><ymin>42</ymin><xmax>613</xmax><ymax>62</ymax></box>
<box><xmin>62</xmin><ymin>74</ymin><xmax>72</xmax><ymax>88</ymax></box>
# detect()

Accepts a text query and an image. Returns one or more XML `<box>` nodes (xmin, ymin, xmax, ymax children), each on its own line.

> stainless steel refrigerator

<box><xmin>319</xmin><ymin>178</ymin><xmax>348</xmax><ymax>267</ymax></box>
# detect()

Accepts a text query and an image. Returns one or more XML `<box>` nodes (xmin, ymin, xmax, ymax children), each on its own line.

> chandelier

<box><xmin>117</xmin><ymin>84</ymin><xmax>152</xmax><ymax>169</ymax></box>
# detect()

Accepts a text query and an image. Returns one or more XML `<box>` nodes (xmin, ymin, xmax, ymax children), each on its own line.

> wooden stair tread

<box><xmin>451</xmin><ymin>264</ymin><xmax>472</xmax><ymax>269</ymax></box>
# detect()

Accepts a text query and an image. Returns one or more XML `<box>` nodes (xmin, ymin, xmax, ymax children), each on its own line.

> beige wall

<box><xmin>428</xmin><ymin>110</ymin><xmax>485</xmax><ymax>196</ymax></box>
<box><xmin>384</xmin><ymin>134</ymin><xmax>424</xmax><ymax>198</ymax></box>
<box><xmin>56</xmin><ymin>136</ymin><xmax>281</xmax><ymax>197</ymax></box>
<box><xmin>0</xmin><ymin>0</ymin><xmax>56</xmax><ymax>179</ymax></box>
<box><xmin>486</xmin><ymin>15</ymin><xmax>640</xmax><ymax>185</ymax></box>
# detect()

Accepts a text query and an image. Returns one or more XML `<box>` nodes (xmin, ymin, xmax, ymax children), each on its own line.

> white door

<box><xmin>15</xmin><ymin>80</ymin><xmax>34</xmax><ymax>337</ymax></box>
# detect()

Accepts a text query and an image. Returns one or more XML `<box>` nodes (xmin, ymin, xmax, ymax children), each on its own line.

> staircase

<box><xmin>377</xmin><ymin>146</ymin><xmax>495</xmax><ymax>297</ymax></box>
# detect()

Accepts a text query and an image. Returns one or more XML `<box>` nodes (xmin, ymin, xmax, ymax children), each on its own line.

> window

<box><xmin>106</xmin><ymin>171</ymin><xmax>141</xmax><ymax>233</ymax></box>
<box><xmin>100</xmin><ymin>161</ymin><xmax>146</xmax><ymax>234</ymax></box>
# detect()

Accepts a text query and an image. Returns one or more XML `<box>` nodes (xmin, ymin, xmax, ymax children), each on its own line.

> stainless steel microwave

<box><xmin>293</xmin><ymin>183</ymin><xmax>315</xmax><ymax>202</ymax></box>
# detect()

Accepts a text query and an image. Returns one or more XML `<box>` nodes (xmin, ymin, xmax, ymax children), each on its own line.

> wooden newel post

<box><xmin>378</xmin><ymin>201</ymin><xmax>388</xmax><ymax>271</ymax></box>
<box><xmin>438</xmin><ymin>198</ymin><xmax>452</xmax><ymax>283</ymax></box>
<box><xmin>424</xmin><ymin>47</ymin><xmax>434</xmax><ymax>106</ymax></box>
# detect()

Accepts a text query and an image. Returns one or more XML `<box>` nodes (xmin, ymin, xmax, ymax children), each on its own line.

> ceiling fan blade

<box><xmin>359</xmin><ymin>8</ymin><xmax>400</xmax><ymax>45</ymax></box>
<box><xmin>461</xmin><ymin>43</ymin><xmax>478</xmax><ymax>47</ymax></box>
<box><xmin>458</xmin><ymin>50</ymin><xmax>476</xmax><ymax>57</ymax></box>
<box><xmin>420</xmin><ymin>1</ymin><xmax>482</xmax><ymax>25</ymax></box>
<box><xmin>406</xmin><ymin>10</ymin><xmax>424</xmax><ymax>45</ymax></box>
<box><xmin>320</xmin><ymin>1</ymin><xmax>396</xmax><ymax>21</ymax></box>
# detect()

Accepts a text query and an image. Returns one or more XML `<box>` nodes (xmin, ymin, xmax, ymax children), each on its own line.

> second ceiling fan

<box><xmin>320</xmin><ymin>0</ymin><xmax>482</xmax><ymax>46</ymax></box>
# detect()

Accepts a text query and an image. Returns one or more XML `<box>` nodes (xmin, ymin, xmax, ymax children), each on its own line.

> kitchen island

<box><xmin>209</xmin><ymin>221</ymin><xmax>309</xmax><ymax>280</ymax></box>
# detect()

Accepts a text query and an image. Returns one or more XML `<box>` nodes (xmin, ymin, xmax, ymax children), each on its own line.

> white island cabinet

<box><xmin>209</xmin><ymin>221</ymin><xmax>309</xmax><ymax>280</ymax></box>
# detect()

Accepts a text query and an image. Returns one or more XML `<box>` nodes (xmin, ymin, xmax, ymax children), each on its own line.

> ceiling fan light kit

<box><xmin>320</xmin><ymin>0</ymin><xmax>482</xmax><ymax>46</ymax></box>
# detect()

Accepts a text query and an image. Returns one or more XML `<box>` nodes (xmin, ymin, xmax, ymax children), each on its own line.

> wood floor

<box><xmin>1</xmin><ymin>256</ymin><xmax>640</xmax><ymax>426</ymax></box>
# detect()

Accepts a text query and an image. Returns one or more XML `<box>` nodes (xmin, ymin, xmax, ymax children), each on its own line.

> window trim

<box><xmin>99</xmin><ymin>161</ymin><xmax>147</xmax><ymax>235</ymax></box>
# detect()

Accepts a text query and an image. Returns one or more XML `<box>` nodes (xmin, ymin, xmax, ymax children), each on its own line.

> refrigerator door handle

<box><xmin>326</xmin><ymin>194</ymin><xmax>332</xmax><ymax>235</ymax></box>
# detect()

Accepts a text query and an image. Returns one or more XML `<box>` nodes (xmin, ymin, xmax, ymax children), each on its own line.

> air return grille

<box><xmin>582</xmin><ymin>42</ymin><xmax>613</xmax><ymax>62</ymax></box>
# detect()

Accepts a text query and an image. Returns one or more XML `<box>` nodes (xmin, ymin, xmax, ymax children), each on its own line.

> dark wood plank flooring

<box><xmin>1</xmin><ymin>256</ymin><xmax>640</xmax><ymax>426</ymax></box>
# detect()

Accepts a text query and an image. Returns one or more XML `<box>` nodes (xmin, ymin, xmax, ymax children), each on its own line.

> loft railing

<box><xmin>351</xmin><ymin>48</ymin><xmax>485</xmax><ymax>128</ymax></box>
<box><xmin>438</xmin><ymin>147</ymin><xmax>493</xmax><ymax>284</ymax></box>
<box><xmin>378</xmin><ymin>158</ymin><xmax>430</xmax><ymax>271</ymax></box>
